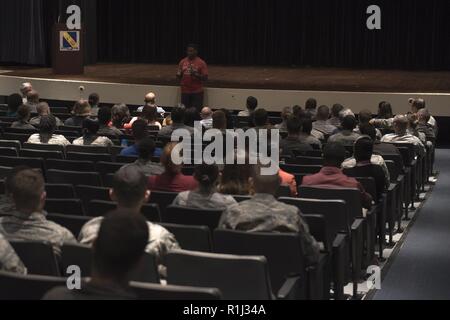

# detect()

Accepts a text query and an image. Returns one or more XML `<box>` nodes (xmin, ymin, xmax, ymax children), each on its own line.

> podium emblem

<box><xmin>60</xmin><ymin>31</ymin><xmax>80</xmax><ymax>51</ymax></box>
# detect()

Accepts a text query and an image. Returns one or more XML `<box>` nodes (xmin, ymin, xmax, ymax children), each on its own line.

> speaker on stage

<box><xmin>52</xmin><ymin>23</ymin><xmax>84</xmax><ymax>75</ymax></box>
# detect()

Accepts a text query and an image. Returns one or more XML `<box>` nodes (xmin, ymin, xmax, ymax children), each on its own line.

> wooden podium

<box><xmin>52</xmin><ymin>23</ymin><xmax>84</xmax><ymax>75</ymax></box>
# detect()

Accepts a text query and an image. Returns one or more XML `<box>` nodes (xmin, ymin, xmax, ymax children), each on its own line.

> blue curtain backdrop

<box><xmin>1</xmin><ymin>0</ymin><xmax>449</xmax><ymax>70</ymax></box>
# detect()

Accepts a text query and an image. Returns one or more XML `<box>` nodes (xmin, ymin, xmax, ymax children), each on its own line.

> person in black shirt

<box><xmin>280</xmin><ymin>115</ymin><xmax>313</xmax><ymax>157</ymax></box>
<box><xmin>43</xmin><ymin>211</ymin><xmax>149</xmax><ymax>300</ymax></box>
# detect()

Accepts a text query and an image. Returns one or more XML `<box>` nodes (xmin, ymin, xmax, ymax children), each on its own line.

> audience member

<box><xmin>302</xmin><ymin>142</ymin><xmax>373</xmax><ymax>209</ymax></box>
<box><xmin>354</xmin><ymin>110</ymin><xmax>382</xmax><ymax>140</ymax></box>
<box><xmin>122</xmin><ymin>137</ymin><xmax>164</xmax><ymax>176</ymax></box>
<box><xmin>19</xmin><ymin>82</ymin><xmax>33</xmax><ymax>104</ymax></box>
<box><xmin>217</xmin><ymin>155</ymin><xmax>253</xmax><ymax>196</ymax></box>
<box><xmin>125</xmin><ymin>105</ymin><xmax>162</xmax><ymax>130</ymax></box>
<box><xmin>11</xmin><ymin>105</ymin><xmax>35</xmax><ymax>130</ymax></box>
<box><xmin>27</xmin><ymin>115</ymin><xmax>71</xmax><ymax>146</ymax></box>
<box><xmin>148</xmin><ymin>143</ymin><xmax>198</xmax><ymax>192</ymax></box>
<box><xmin>274</xmin><ymin>107</ymin><xmax>292</xmax><ymax>131</ymax></box>
<box><xmin>328</xmin><ymin>115</ymin><xmax>360</xmax><ymax>146</ymax></box>
<box><xmin>328</xmin><ymin>104</ymin><xmax>344</xmax><ymax>127</ymax></box>
<box><xmin>6</xmin><ymin>93</ymin><xmax>22</xmax><ymax>117</ymax></box>
<box><xmin>137</xmin><ymin>92</ymin><xmax>166</xmax><ymax>115</ymax></box>
<box><xmin>0</xmin><ymin>168</ymin><xmax>76</xmax><ymax>256</ymax></box>
<box><xmin>359</xmin><ymin>123</ymin><xmax>401</xmax><ymax>157</ymax></box>
<box><xmin>79</xmin><ymin>166</ymin><xmax>180</xmax><ymax>275</ymax></box>
<box><xmin>45</xmin><ymin>211</ymin><xmax>149</xmax><ymax>300</ymax></box>
<box><xmin>238</xmin><ymin>96</ymin><xmax>258</xmax><ymax>117</ymax></box>
<box><xmin>280</xmin><ymin>115</ymin><xmax>313</xmax><ymax>157</ymax></box>
<box><xmin>299</xmin><ymin>117</ymin><xmax>322</xmax><ymax>149</ymax></box>
<box><xmin>111</xmin><ymin>103</ymin><xmax>131</xmax><ymax>129</ymax></box>
<box><xmin>313</xmin><ymin>105</ymin><xmax>337</xmax><ymax>136</ymax></box>
<box><xmin>342</xmin><ymin>137</ymin><xmax>390</xmax><ymax>199</ymax></box>
<box><xmin>88</xmin><ymin>93</ymin><xmax>100</xmax><ymax>117</ymax></box>
<box><xmin>97</xmin><ymin>106</ymin><xmax>123</xmax><ymax>137</ymax></box>
<box><xmin>305</xmin><ymin>98</ymin><xmax>318</xmax><ymax>120</ymax></box>
<box><xmin>25</xmin><ymin>90</ymin><xmax>39</xmax><ymax>113</ymax></box>
<box><xmin>158</xmin><ymin>105</ymin><xmax>194</xmax><ymax>139</ymax></box>
<box><xmin>381</xmin><ymin>115</ymin><xmax>426</xmax><ymax>156</ymax></box>
<box><xmin>200</xmin><ymin>107</ymin><xmax>213</xmax><ymax>129</ymax></box>
<box><xmin>0</xmin><ymin>233</ymin><xmax>26</xmax><ymax>274</ymax></box>
<box><xmin>120</xmin><ymin>120</ymin><xmax>150</xmax><ymax>157</ymax></box>
<box><xmin>65</xmin><ymin>100</ymin><xmax>92</xmax><ymax>127</ymax></box>
<box><xmin>30</xmin><ymin>102</ymin><xmax>64</xmax><ymax>127</ymax></box>
<box><xmin>73</xmin><ymin>118</ymin><xmax>113</xmax><ymax>147</ymax></box>
<box><xmin>219</xmin><ymin>164</ymin><xmax>320</xmax><ymax>265</ymax></box>
<box><xmin>173</xmin><ymin>164</ymin><xmax>237</xmax><ymax>210</ymax></box>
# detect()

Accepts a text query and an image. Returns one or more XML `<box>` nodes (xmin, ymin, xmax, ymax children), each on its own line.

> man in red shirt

<box><xmin>302</xmin><ymin>142</ymin><xmax>372</xmax><ymax>209</ymax></box>
<box><xmin>176</xmin><ymin>44</ymin><xmax>208</xmax><ymax>113</ymax></box>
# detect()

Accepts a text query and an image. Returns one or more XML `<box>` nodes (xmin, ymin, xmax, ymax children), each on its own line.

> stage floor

<box><xmin>2</xmin><ymin>63</ymin><xmax>450</xmax><ymax>93</ymax></box>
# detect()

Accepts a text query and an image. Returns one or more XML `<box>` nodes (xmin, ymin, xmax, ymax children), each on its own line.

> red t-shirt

<box><xmin>148</xmin><ymin>172</ymin><xmax>198</xmax><ymax>193</ymax></box>
<box><xmin>179</xmin><ymin>57</ymin><xmax>208</xmax><ymax>94</ymax></box>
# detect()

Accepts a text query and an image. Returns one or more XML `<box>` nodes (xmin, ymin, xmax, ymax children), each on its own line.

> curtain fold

<box><xmin>96</xmin><ymin>0</ymin><xmax>450</xmax><ymax>70</ymax></box>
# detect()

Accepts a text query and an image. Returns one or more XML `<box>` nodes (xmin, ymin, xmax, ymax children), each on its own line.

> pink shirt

<box><xmin>179</xmin><ymin>57</ymin><xmax>208</xmax><ymax>94</ymax></box>
<box><xmin>148</xmin><ymin>173</ymin><xmax>198</xmax><ymax>193</ymax></box>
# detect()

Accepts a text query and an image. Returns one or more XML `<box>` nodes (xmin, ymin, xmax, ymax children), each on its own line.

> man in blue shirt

<box><xmin>120</xmin><ymin>119</ymin><xmax>162</xmax><ymax>157</ymax></box>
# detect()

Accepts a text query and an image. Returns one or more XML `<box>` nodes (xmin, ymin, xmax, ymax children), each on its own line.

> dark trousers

<box><xmin>181</xmin><ymin>92</ymin><xmax>204</xmax><ymax>113</ymax></box>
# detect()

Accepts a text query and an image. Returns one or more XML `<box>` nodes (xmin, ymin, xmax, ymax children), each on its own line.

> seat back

<box><xmin>20</xmin><ymin>149</ymin><xmax>64</xmax><ymax>160</ymax></box>
<box><xmin>0</xmin><ymin>271</ymin><xmax>65</xmax><ymax>300</ymax></box>
<box><xmin>0</xmin><ymin>140</ymin><xmax>21</xmax><ymax>151</ymax></box>
<box><xmin>0</xmin><ymin>156</ymin><xmax>44</xmax><ymax>171</ymax></box>
<box><xmin>2</xmin><ymin>133</ymin><xmax>30</xmax><ymax>143</ymax></box>
<box><xmin>66</xmin><ymin>152</ymin><xmax>112</xmax><ymax>163</ymax></box>
<box><xmin>61</xmin><ymin>244</ymin><xmax>93</xmax><ymax>277</ymax></box>
<box><xmin>213</xmin><ymin>229</ymin><xmax>307</xmax><ymax>297</ymax></box>
<box><xmin>279</xmin><ymin>197</ymin><xmax>349</xmax><ymax>248</ymax></box>
<box><xmin>47</xmin><ymin>169</ymin><xmax>102</xmax><ymax>187</ymax></box>
<box><xmin>0</xmin><ymin>166</ymin><xmax>13</xmax><ymax>179</ymax></box>
<box><xmin>45</xmin><ymin>184</ymin><xmax>76</xmax><ymax>199</ymax></box>
<box><xmin>385</xmin><ymin>160</ymin><xmax>399</xmax><ymax>181</ymax></box>
<box><xmin>141</xmin><ymin>203</ymin><xmax>162</xmax><ymax>222</ymax></box>
<box><xmin>280</xmin><ymin>164</ymin><xmax>322</xmax><ymax>175</ymax></box>
<box><xmin>298</xmin><ymin>186</ymin><xmax>363</xmax><ymax>220</ymax></box>
<box><xmin>45</xmin><ymin>198</ymin><xmax>84</xmax><ymax>216</ymax></box>
<box><xmin>160</xmin><ymin>223</ymin><xmax>212</xmax><ymax>252</ymax></box>
<box><xmin>96</xmin><ymin>161</ymin><xmax>124</xmax><ymax>175</ymax></box>
<box><xmin>0</xmin><ymin>147</ymin><xmax>18</xmax><ymax>157</ymax></box>
<box><xmin>288</xmin><ymin>156</ymin><xmax>324</xmax><ymax>166</ymax></box>
<box><xmin>45</xmin><ymin>159</ymin><xmax>96</xmax><ymax>172</ymax></box>
<box><xmin>130</xmin><ymin>282</ymin><xmax>221</xmax><ymax>300</ymax></box>
<box><xmin>164</xmin><ymin>205</ymin><xmax>223</xmax><ymax>231</ymax></box>
<box><xmin>167</xmin><ymin>250</ymin><xmax>273</xmax><ymax>300</ymax></box>
<box><xmin>23</xmin><ymin>143</ymin><xmax>65</xmax><ymax>153</ymax></box>
<box><xmin>10</xmin><ymin>240</ymin><xmax>60</xmax><ymax>276</ymax></box>
<box><xmin>47</xmin><ymin>214</ymin><xmax>91</xmax><ymax>238</ymax></box>
<box><xmin>88</xmin><ymin>200</ymin><xmax>116</xmax><ymax>217</ymax></box>
<box><xmin>66</xmin><ymin>145</ymin><xmax>110</xmax><ymax>154</ymax></box>
<box><xmin>75</xmin><ymin>185</ymin><xmax>111</xmax><ymax>210</ymax></box>
<box><xmin>148</xmin><ymin>191</ymin><xmax>178</xmax><ymax>214</ymax></box>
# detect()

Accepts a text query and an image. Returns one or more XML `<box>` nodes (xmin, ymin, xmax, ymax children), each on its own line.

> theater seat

<box><xmin>47</xmin><ymin>213</ymin><xmax>91</xmax><ymax>238</ymax></box>
<box><xmin>164</xmin><ymin>205</ymin><xmax>223</xmax><ymax>231</ymax></box>
<box><xmin>9</xmin><ymin>240</ymin><xmax>60</xmax><ymax>276</ymax></box>
<box><xmin>45</xmin><ymin>198</ymin><xmax>84</xmax><ymax>216</ymax></box>
<box><xmin>47</xmin><ymin>169</ymin><xmax>102</xmax><ymax>187</ymax></box>
<box><xmin>160</xmin><ymin>223</ymin><xmax>213</xmax><ymax>252</ymax></box>
<box><xmin>130</xmin><ymin>282</ymin><xmax>221</xmax><ymax>300</ymax></box>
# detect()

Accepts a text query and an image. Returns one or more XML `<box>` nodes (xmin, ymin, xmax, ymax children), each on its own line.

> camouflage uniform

<box><xmin>219</xmin><ymin>193</ymin><xmax>321</xmax><ymax>265</ymax></box>
<box><xmin>0</xmin><ymin>210</ymin><xmax>77</xmax><ymax>257</ymax></box>
<box><xmin>328</xmin><ymin>130</ymin><xmax>361</xmax><ymax>147</ymax></box>
<box><xmin>381</xmin><ymin>133</ymin><xmax>426</xmax><ymax>156</ymax></box>
<box><xmin>0</xmin><ymin>233</ymin><xmax>26</xmax><ymax>274</ymax></box>
<box><xmin>173</xmin><ymin>190</ymin><xmax>237</xmax><ymax>211</ymax></box>
<box><xmin>79</xmin><ymin>217</ymin><xmax>180</xmax><ymax>276</ymax></box>
<box><xmin>121</xmin><ymin>160</ymin><xmax>165</xmax><ymax>177</ymax></box>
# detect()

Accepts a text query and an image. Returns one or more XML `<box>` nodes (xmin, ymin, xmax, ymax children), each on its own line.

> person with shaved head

<box><xmin>30</xmin><ymin>102</ymin><xmax>64</xmax><ymax>128</ymax></box>
<box><xmin>381</xmin><ymin>115</ymin><xmax>426</xmax><ymax>156</ymax></box>
<box><xmin>219</xmin><ymin>164</ymin><xmax>320</xmax><ymax>265</ymax></box>
<box><xmin>200</xmin><ymin>107</ymin><xmax>213</xmax><ymax>129</ymax></box>
<box><xmin>137</xmin><ymin>92</ymin><xmax>166</xmax><ymax>115</ymax></box>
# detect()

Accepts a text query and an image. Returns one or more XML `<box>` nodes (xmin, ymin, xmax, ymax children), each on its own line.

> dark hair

<box><xmin>316</xmin><ymin>105</ymin><xmax>330</xmax><ymax>120</ymax></box>
<box><xmin>112</xmin><ymin>166</ymin><xmax>148</xmax><ymax>208</ymax></box>
<box><xmin>412</xmin><ymin>99</ymin><xmax>426</xmax><ymax>111</ymax></box>
<box><xmin>293</xmin><ymin>105</ymin><xmax>306</xmax><ymax>119</ymax></box>
<box><xmin>132</xmin><ymin>119</ymin><xmax>148</xmax><ymax>141</ymax></box>
<box><xmin>93</xmin><ymin>210</ymin><xmax>148</xmax><ymax>280</ymax></box>
<box><xmin>212</xmin><ymin>110</ymin><xmax>227</xmax><ymax>130</ymax></box>
<box><xmin>88</xmin><ymin>93</ymin><xmax>100</xmax><ymax>106</ymax></box>
<box><xmin>5</xmin><ymin>166</ymin><xmax>30</xmax><ymax>196</ymax></box>
<box><xmin>341</xmin><ymin>115</ymin><xmax>357</xmax><ymax>131</ymax></box>
<box><xmin>137</xmin><ymin>137</ymin><xmax>156</xmax><ymax>160</ymax></box>
<box><xmin>331</xmin><ymin>104</ymin><xmax>344</xmax><ymax>118</ymax></box>
<box><xmin>286</xmin><ymin>115</ymin><xmax>301</xmax><ymax>134</ymax></box>
<box><xmin>359</xmin><ymin>123</ymin><xmax>377</xmax><ymax>141</ymax></box>
<box><xmin>305</xmin><ymin>98</ymin><xmax>317</xmax><ymax>110</ymax></box>
<box><xmin>82</xmin><ymin>118</ymin><xmax>100</xmax><ymax>145</ymax></box>
<box><xmin>171</xmin><ymin>105</ymin><xmax>186</xmax><ymax>124</ymax></box>
<box><xmin>354</xmin><ymin>137</ymin><xmax>374</xmax><ymax>162</ymax></box>
<box><xmin>358</xmin><ymin>110</ymin><xmax>373</xmax><ymax>124</ymax></box>
<box><xmin>218</xmin><ymin>161</ymin><xmax>253</xmax><ymax>195</ymax></box>
<box><xmin>17</xmin><ymin>105</ymin><xmax>31</xmax><ymax>122</ymax></box>
<box><xmin>253</xmin><ymin>108</ymin><xmax>268</xmax><ymax>127</ymax></box>
<box><xmin>378</xmin><ymin>102</ymin><xmax>393</xmax><ymax>119</ymax></box>
<box><xmin>219</xmin><ymin>108</ymin><xmax>234</xmax><ymax>129</ymax></box>
<box><xmin>323</xmin><ymin>142</ymin><xmax>346</xmax><ymax>167</ymax></box>
<box><xmin>194</xmin><ymin>164</ymin><xmax>219</xmax><ymax>192</ymax></box>
<box><xmin>184</xmin><ymin>107</ymin><xmax>198</xmax><ymax>127</ymax></box>
<box><xmin>246</xmin><ymin>96</ymin><xmax>258</xmax><ymax>111</ymax></box>
<box><xmin>7</xmin><ymin>94</ymin><xmax>22</xmax><ymax>114</ymax></box>
<box><xmin>141</xmin><ymin>105</ymin><xmax>158</xmax><ymax>123</ymax></box>
<box><xmin>187</xmin><ymin>43</ymin><xmax>198</xmax><ymax>51</ymax></box>
<box><xmin>98</xmin><ymin>106</ymin><xmax>112</xmax><ymax>126</ymax></box>
<box><xmin>300</xmin><ymin>117</ymin><xmax>313</xmax><ymax>135</ymax></box>
<box><xmin>9</xmin><ymin>168</ymin><xmax>45</xmax><ymax>213</ymax></box>
<box><xmin>39</xmin><ymin>115</ymin><xmax>57</xmax><ymax>143</ymax></box>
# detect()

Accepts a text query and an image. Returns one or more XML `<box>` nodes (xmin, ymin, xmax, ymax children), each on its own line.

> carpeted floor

<box><xmin>3</xmin><ymin>64</ymin><xmax>450</xmax><ymax>93</ymax></box>
<box><xmin>373</xmin><ymin>149</ymin><xmax>450</xmax><ymax>300</ymax></box>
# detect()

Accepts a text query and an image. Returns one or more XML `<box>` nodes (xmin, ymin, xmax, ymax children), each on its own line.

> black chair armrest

<box><xmin>303</xmin><ymin>214</ymin><xmax>329</xmax><ymax>252</ymax></box>
<box><xmin>332</xmin><ymin>233</ymin><xmax>348</xmax><ymax>300</ymax></box>
<box><xmin>306</xmin><ymin>252</ymin><xmax>328</xmax><ymax>300</ymax></box>
<box><xmin>276</xmin><ymin>275</ymin><xmax>302</xmax><ymax>300</ymax></box>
